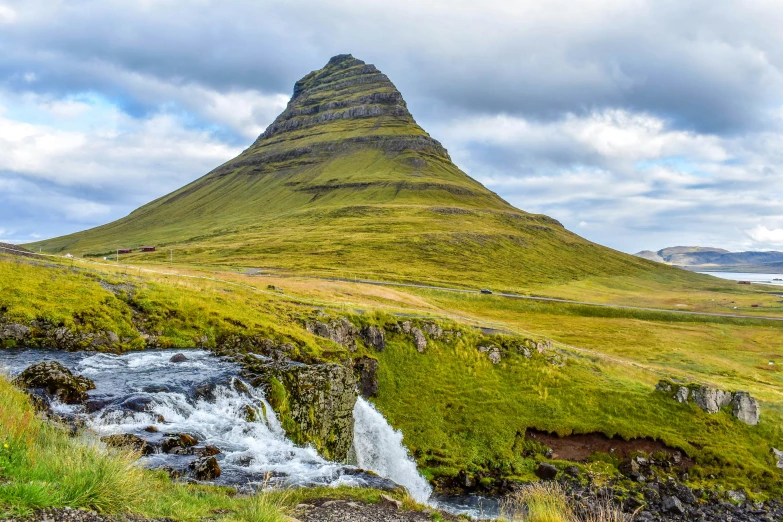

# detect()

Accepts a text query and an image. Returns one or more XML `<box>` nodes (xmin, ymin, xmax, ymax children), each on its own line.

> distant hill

<box><xmin>635</xmin><ymin>246</ymin><xmax>783</xmax><ymax>273</ymax></box>
<box><xmin>29</xmin><ymin>54</ymin><xmax>687</xmax><ymax>290</ymax></box>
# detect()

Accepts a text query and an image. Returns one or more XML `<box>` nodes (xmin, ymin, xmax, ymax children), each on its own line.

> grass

<box><xmin>500</xmin><ymin>483</ymin><xmax>630</xmax><ymax>522</ymax></box>
<box><xmin>1</xmin><ymin>253</ymin><xmax>782</xmax><ymax>499</ymax></box>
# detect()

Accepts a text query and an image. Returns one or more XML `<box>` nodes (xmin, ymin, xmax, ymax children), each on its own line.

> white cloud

<box><xmin>0</xmin><ymin>4</ymin><xmax>17</xmax><ymax>23</ymax></box>
<box><xmin>745</xmin><ymin>225</ymin><xmax>783</xmax><ymax>246</ymax></box>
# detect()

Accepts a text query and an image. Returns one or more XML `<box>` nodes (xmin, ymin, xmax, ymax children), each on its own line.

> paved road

<box><xmin>319</xmin><ymin>276</ymin><xmax>783</xmax><ymax>322</ymax></box>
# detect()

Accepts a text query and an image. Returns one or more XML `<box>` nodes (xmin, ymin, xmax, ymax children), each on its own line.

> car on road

<box><xmin>480</xmin><ymin>288</ymin><xmax>493</xmax><ymax>294</ymax></box>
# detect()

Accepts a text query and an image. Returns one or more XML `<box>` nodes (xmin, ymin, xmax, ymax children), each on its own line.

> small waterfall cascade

<box><xmin>352</xmin><ymin>397</ymin><xmax>433</xmax><ymax>504</ymax></box>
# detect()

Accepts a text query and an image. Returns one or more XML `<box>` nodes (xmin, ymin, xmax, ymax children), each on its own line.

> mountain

<box><xmin>30</xmin><ymin>54</ymin><xmax>675</xmax><ymax>289</ymax></box>
<box><xmin>635</xmin><ymin>246</ymin><xmax>783</xmax><ymax>273</ymax></box>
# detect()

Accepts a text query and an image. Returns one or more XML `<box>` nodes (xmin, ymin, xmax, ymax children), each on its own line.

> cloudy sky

<box><xmin>2</xmin><ymin>0</ymin><xmax>783</xmax><ymax>253</ymax></box>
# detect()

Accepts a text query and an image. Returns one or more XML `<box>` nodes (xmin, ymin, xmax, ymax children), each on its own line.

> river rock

<box><xmin>360</xmin><ymin>325</ymin><xmax>385</xmax><ymax>351</ymax></box>
<box><xmin>692</xmin><ymin>386</ymin><xmax>733</xmax><ymax>413</ymax></box>
<box><xmin>162</xmin><ymin>433</ymin><xmax>199</xmax><ymax>454</ymax></box>
<box><xmin>193</xmin><ymin>445</ymin><xmax>221</xmax><ymax>457</ymax></box>
<box><xmin>169</xmin><ymin>353</ymin><xmax>188</xmax><ymax>363</ymax></box>
<box><xmin>731</xmin><ymin>391</ymin><xmax>760</xmax><ymax>425</ymax></box>
<box><xmin>354</xmin><ymin>356</ymin><xmax>379</xmax><ymax>398</ymax></box>
<box><xmin>264</xmin><ymin>362</ymin><xmax>357</xmax><ymax>461</ymax></box>
<box><xmin>100</xmin><ymin>433</ymin><xmax>152</xmax><ymax>455</ymax></box>
<box><xmin>12</xmin><ymin>361</ymin><xmax>95</xmax><ymax>404</ymax></box>
<box><xmin>306</xmin><ymin>317</ymin><xmax>359</xmax><ymax>351</ymax></box>
<box><xmin>190</xmin><ymin>456</ymin><xmax>221</xmax><ymax>480</ymax></box>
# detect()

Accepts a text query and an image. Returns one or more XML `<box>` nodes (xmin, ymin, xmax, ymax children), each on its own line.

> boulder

<box><xmin>354</xmin><ymin>356</ymin><xmax>379</xmax><ymax>398</ymax></box>
<box><xmin>662</xmin><ymin>496</ymin><xmax>685</xmax><ymax>515</ymax></box>
<box><xmin>190</xmin><ymin>456</ymin><xmax>221</xmax><ymax>480</ymax></box>
<box><xmin>193</xmin><ymin>445</ymin><xmax>221</xmax><ymax>457</ymax></box>
<box><xmin>534</xmin><ymin>462</ymin><xmax>558</xmax><ymax>480</ymax></box>
<box><xmin>162</xmin><ymin>433</ymin><xmax>199</xmax><ymax>454</ymax></box>
<box><xmin>692</xmin><ymin>386</ymin><xmax>733</xmax><ymax>413</ymax></box>
<box><xmin>100</xmin><ymin>433</ymin><xmax>152</xmax><ymax>455</ymax></box>
<box><xmin>12</xmin><ymin>361</ymin><xmax>95</xmax><ymax>404</ymax></box>
<box><xmin>411</xmin><ymin>328</ymin><xmax>427</xmax><ymax>352</ymax></box>
<box><xmin>401</xmin><ymin>321</ymin><xmax>412</xmax><ymax>334</ymax></box>
<box><xmin>120</xmin><ymin>394</ymin><xmax>155</xmax><ymax>412</ymax></box>
<box><xmin>773</xmin><ymin>448</ymin><xmax>783</xmax><ymax>469</ymax></box>
<box><xmin>306</xmin><ymin>318</ymin><xmax>358</xmax><ymax>351</ymax></box>
<box><xmin>674</xmin><ymin>386</ymin><xmax>689</xmax><ymax>404</ymax></box>
<box><xmin>360</xmin><ymin>325</ymin><xmax>385</xmax><ymax>351</ymax></box>
<box><xmin>421</xmin><ymin>322</ymin><xmax>443</xmax><ymax>339</ymax></box>
<box><xmin>1</xmin><ymin>323</ymin><xmax>30</xmax><ymax>341</ymax></box>
<box><xmin>731</xmin><ymin>392</ymin><xmax>760</xmax><ymax>425</ymax></box>
<box><xmin>169</xmin><ymin>353</ymin><xmax>188</xmax><ymax>363</ymax></box>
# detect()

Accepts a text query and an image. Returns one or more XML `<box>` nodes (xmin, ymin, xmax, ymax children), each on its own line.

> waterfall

<box><xmin>352</xmin><ymin>397</ymin><xmax>433</xmax><ymax>503</ymax></box>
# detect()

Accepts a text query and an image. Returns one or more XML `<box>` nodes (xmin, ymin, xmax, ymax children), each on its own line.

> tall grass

<box><xmin>500</xmin><ymin>482</ymin><xmax>632</xmax><ymax>522</ymax></box>
<box><xmin>0</xmin><ymin>377</ymin><xmax>148</xmax><ymax>516</ymax></box>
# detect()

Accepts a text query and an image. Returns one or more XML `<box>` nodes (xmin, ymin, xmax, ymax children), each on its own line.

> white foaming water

<box><xmin>352</xmin><ymin>397</ymin><xmax>433</xmax><ymax>503</ymax></box>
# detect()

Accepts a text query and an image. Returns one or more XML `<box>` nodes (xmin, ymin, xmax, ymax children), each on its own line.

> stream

<box><xmin>0</xmin><ymin>349</ymin><xmax>500</xmax><ymax>519</ymax></box>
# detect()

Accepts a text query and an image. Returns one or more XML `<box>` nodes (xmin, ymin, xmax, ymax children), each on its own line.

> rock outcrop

<box><xmin>656</xmin><ymin>380</ymin><xmax>760</xmax><ymax>425</ymax></box>
<box><xmin>360</xmin><ymin>325</ymin><xmax>385</xmax><ymax>351</ymax></box>
<box><xmin>306</xmin><ymin>318</ymin><xmax>359</xmax><ymax>351</ymax></box>
<box><xmin>12</xmin><ymin>361</ymin><xmax>95</xmax><ymax>404</ymax></box>
<box><xmin>100</xmin><ymin>433</ymin><xmax>152</xmax><ymax>455</ymax></box>
<box><xmin>354</xmin><ymin>356</ymin><xmax>379</xmax><ymax>398</ymax></box>
<box><xmin>248</xmin><ymin>361</ymin><xmax>357</xmax><ymax>461</ymax></box>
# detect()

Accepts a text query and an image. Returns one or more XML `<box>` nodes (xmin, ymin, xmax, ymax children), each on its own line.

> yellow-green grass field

<box><xmin>1</xmin><ymin>253</ymin><xmax>782</xmax><ymax>499</ymax></box>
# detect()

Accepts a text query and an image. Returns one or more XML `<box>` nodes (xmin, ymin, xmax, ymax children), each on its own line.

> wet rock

<box><xmin>143</xmin><ymin>425</ymin><xmax>159</xmax><ymax>433</ymax></box>
<box><xmin>162</xmin><ymin>433</ymin><xmax>199</xmax><ymax>454</ymax></box>
<box><xmin>360</xmin><ymin>325</ymin><xmax>385</xmax><ymax>351</ymax></box>
<box><xmin>100</xmin><ymin>433</ymin><xmax>152</xmax><ymax>455</ymax></box>
<box><xmin>354</xmin><ymin>356</ymin><xmax>379</xmax><ymax>398</ymax></box>
<box><xmin>692</xmin><ymin>386</ymin><xmax>733</xmax><ymax>413</ymax></box>
<box><xmin>662</xmin><ymin>495</ymin><xmax>685</xmax><ymax>515</ymax></box>
<box><xmin>306</xmin><ymin>317</ymin><xmax>359</xmax><ymax>351</ymax></box>
<box><xmin>242</xmin><ymin>404</ymin><xmax>259</xmax><ymax>422</ymax></box>
<box><xmin>731</xmin><ymin>391</ymin><xmax>760</xmax><ymax>425</ymax></box>
<box><xmin>193</xmin><ymin>445</ymin><xmax>221</xmax><ymax>457</ymax></box>
<box><xmin>190</xmin><ymin>456</ymin><xmax>221</xmax><ymax>480</ymax></box>
<box><xmin>169</xmin><ymin>353</ymin><xmax>188</xmax><ymax>363</ymax></box>
<box><xmin>120</xmin><ymin>394</ymin><xmax>154</xmax><ymax>412</ymax></box>
<box><xmin>411</xmin><ymin>328</ymin><xmax>427</xmax><ymax>352</ymax></box>
<box><xmin>263</xmin><ymin>362</ymin><xmax>357</xmax><ymax>461</ymax></box>
<box><xmin>535</xmin><ymin>462</ymin><xmax>558</xmax><ymax>480</ymax></box>
<box><xmin>12</xmin><ymin>361</ymin><xmax>95</xmax><ymax>404</ymax></box>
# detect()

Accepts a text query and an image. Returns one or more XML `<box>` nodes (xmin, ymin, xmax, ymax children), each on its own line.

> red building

<box><xmin>141</xmin><ymin>246</ymin><xmax>156</xmax><ymax>252</ymax></box>
<box><xmin>118</xmin><ymin>249</ymin><xmax>132</xmax><ymax>254</ymax></box>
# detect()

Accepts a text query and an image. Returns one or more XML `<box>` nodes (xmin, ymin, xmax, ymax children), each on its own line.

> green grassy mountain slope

<box><xmin>31</xmin><ymin>54</ymin><xmax>683</xmax><ymax>290</ymax></box>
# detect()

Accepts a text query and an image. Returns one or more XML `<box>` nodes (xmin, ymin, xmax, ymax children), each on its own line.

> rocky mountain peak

<box><xmin>257</xmin><ymin>54</ymin><xmax>417</xmax><ymax>144</ymax></box>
